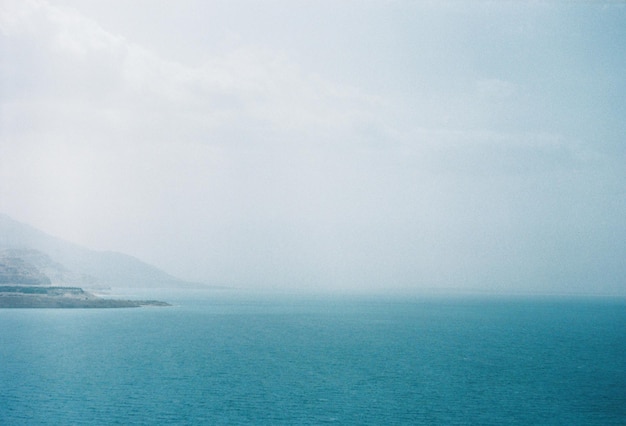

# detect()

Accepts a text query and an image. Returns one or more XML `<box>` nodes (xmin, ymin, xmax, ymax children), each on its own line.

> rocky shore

<box><xmin>0</xmin><ymin>286</ymin><xmax>170</xmax><ymax>308</ymax></box>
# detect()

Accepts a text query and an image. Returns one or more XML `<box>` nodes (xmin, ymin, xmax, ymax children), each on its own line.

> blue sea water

<box><xmin>0</xmin><ymin>293</ymin><xmax>624</xmax><ymax>425</ymax></box>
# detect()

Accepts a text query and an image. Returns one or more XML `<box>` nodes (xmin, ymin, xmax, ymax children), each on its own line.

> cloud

<box><xmin>1</xmin><ymin>0</ymin><xmax>381</xmax><ymax>153</ymax></box>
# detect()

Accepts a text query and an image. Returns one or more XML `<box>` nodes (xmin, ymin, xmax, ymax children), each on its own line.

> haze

<box><xmin>1</xmin><ymin>0</ymin><xmax>625</xmax><ymax>295</ymax></box>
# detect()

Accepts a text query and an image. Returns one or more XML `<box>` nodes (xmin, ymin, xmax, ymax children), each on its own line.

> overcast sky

<box><xmin>1</xmin><ymin>0</ymin><xmax>625</xmax><ymax>295</ymax></box>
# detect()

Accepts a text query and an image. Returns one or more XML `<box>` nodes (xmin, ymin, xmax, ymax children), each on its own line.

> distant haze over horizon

<box><xmin>1</xmin><ymin>1</ymin><xmax>625</xmax><ymax>295</ymax></box>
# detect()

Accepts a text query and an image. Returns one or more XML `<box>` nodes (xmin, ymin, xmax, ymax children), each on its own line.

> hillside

<box><xmin>0</xmin><ymin>246</ymin><xmax>171</xmax><ymax>308</ymax></box>
<box><xmin>0</xmin><ymin>248</ymin><xmax>97</xmax><ymax>286</ymax></box>
<box><xmin>0</xmin><ymin>253</ymin><xmax>51</xmax><ymax>285</ymax></box>
<box><xmin>0</xmin><ymin>214</ymin><xmax>202</xmax><ymax>289</ymax></box>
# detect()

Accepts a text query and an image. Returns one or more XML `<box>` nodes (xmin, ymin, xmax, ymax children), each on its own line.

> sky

<box><xmin>1</xmin><ymin>0</ymin><xmax>625</xmax><ymax>295</ymax></box>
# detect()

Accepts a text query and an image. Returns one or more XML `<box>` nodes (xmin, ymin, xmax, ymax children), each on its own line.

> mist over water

<box><xmin>1</xmin><ymin>1</ymin><xmax>625</xmax><ymax>295</ymax></box>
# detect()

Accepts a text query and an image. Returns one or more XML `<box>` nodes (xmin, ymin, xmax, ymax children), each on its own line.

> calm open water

<box><xmin>0</xmin><ymin>292</ymin><xmax>624</xmax><ymax>425</ymax></box>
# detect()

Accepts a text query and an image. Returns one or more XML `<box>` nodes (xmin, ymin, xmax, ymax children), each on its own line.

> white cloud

<box><xmin>1</xmin><ymin>0</ymin><xmax>382</xmax><ymax>155</ymax></box>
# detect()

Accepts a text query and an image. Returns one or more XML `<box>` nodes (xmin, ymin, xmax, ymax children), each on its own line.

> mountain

<box><xmin>0</xmin><ymin>251</ymin><xmax>51</xmax><ymax>285</ymax></box>
<box><xmin>0</xmin><ymin>214</ymin><xmax>202</xmax><ymax>289</ymax></box>
<box><xmin>0</xmin><ymin>248</ymin><xmax>97</xmax><ymax>286</ymax></box>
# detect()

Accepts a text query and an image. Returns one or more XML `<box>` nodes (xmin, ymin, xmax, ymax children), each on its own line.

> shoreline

<box><xmin>0</xmin><ymin>285</ymin><xmax>170</xmax><ymax>308</ymax></box>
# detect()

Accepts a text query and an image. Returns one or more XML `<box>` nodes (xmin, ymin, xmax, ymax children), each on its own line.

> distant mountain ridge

<box><xmin>0</xmin><ymin>214</ymin><xmax>202</xmax><ymax>289</ymax></box>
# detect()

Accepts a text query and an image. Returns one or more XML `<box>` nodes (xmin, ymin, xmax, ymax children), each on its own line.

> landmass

<box><xmin>0</xmin><ymin>286</ymin><xmax>170</xmax><ymax>308</ymax></box>
<box><xmin>0</xmin><ymin>245</ymin><xmax>171</xmax><ymax>308</ymax></box>
<box><xmin>0</xmin><ymin>214</ymin><xmax>206</xmax><ymax>289</ymax></box>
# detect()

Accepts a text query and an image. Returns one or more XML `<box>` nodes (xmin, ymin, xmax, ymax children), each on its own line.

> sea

<box><xmin>0</xmin><ymin>291</ymin><xmax>624</xmax><ymax>425</ymax></box>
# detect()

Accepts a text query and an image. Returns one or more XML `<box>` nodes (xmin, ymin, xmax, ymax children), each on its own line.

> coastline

<box><xmin>0</xmin><ymin>286</ymin><xmax>170</xmax><ymax>308</ymax></box>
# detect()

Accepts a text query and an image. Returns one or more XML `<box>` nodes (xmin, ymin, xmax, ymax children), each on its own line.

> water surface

<box><xmin>1</xmin><ymin>293</ymin><xmax>624</xmax><ymax>424</ymax></box>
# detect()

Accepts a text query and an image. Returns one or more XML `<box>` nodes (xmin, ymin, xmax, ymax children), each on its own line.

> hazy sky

<box><xmin>1</xmin><ymin>0</ymin><xmax>625</xmax><ymax>294</ymax></box>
